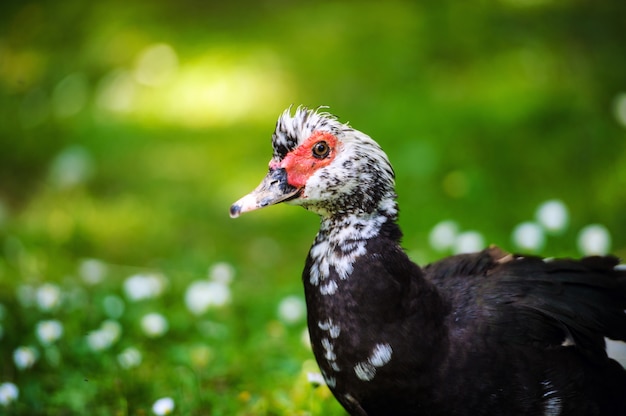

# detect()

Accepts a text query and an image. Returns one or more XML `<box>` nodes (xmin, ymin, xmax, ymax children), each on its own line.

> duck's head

<box><xmin>230</xmin><ymin>106</ymin><xmax>397</xmax><ymax>220</ymax></box>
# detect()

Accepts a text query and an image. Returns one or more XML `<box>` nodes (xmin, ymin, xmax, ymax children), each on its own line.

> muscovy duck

<box><xmin>230</xmin><ymin>106</ymin><xmax>626</xmax><ymax>416</ymax></box>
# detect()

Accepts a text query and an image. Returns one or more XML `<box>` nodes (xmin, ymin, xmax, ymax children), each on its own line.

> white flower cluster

<box><xmin>277</xmin><ymin>295</ymin><xmax>306</xmax><ymax>325</ymax></box>
<box><xmin>16</xmin><ymin>283</ymin><xmax>63</xmax><ymax>311</ymax></box>
<box><xmin>429</xmin><ymin>199</ymin><xmax>613</xmax><ymax>255</ymax></box>
<box><xmin>117</xmin><ymin>347</ymin><xmax>142</xmax><ymax>369</ymax></box>
<box><xmin>184</xmin><ymin>262</ymin><xmax>234</xmax><ymax>315</ymax></box>
<box><xmin>124</xmin><ymin>273</ymin><xmax>167</xmax><ymax>301</ymax></box>
<box><xmin>152</xmin><ymin>396</ymin><xmax>175</xmax><ymax>415</ymax></box>
<box><xmin>13</xmin><ymin>346</ymin><xmax>39</xmax><ymax>370</ymax></box>
<box><xmin>5</xmin><ymin>260</ymin><xmax>239</xmax><ymax>410</ymax></box>
<box><xmin>141</xmin><ymin>313</ymin><xmax>169</xmax><ymax>338</ymax></box>
<box><xmin>86</xmin><ymin>320</ymin><xmax>122</xmax><ymax>352</ymax></box>
<box><xmin>0</xmin><ymin>382</ymin><xmax>19</xmax><ymax>407</ymax></box>
<box><xmin>36</xmin><ymin>320</ymin><xmax>64</xmax><ymax>346</ymax></box>
<box><xmin>429</xmin><ymin>220</ymin><xmax>484</xmax><ymax>255</ymax></box>
<box><xmin>79</xmin><ymin>258</ymin><xmax>108</xmax><ymax>285</ymax></box>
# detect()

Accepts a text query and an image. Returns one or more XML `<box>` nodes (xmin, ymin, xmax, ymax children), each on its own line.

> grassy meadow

<box><xmin>1</xmin><ymin>1</ymin><xmax>625</xmax><ymax>414</ymax></box>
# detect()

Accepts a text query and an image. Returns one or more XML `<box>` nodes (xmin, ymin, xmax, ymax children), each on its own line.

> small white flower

<box><xmin>123</xmin><ymin>273</ymin><xmax>166</xmax><ymax>301</ymax></box>
<box><xmin>209</xmin><ymin>262</ymin><xmax>235</xmax><ymax>284</ymax></box>
<box><xmin>184</xmin><ymin>281</ymin><xmax>231</xmax><ymax>315</ymax></box>
<box><xmin>87</xmin><ymin>320</ymin><xmax>122</xmax><ymax>352</ymax></box>
<box><xmin>453</xmin><ymin>231</ymin><xmax>484</xmax><ymax>254</ymax></box>
<box><xmin>152</xmin><ymin>397</ymin><xmax>175</xmax><ymax>415</ymax></box>
<box><xmin>86</xmin><ymin>331</ymin><xmax>111</xmax><ymax>352</ymax></box>
<box><xmin>117</xmin><ymin>347</ymin><xmax>142</xmax><ymax>369</ymax></box>
<box><xmin>512</xmin><ymin>222</ymin><xmax>545</xmax><ymax>252</ymax></box>
<box><xmin>36</xmin><ymin>283</ymin><xmax>62</xmax><ymax>312</ymax></box>
<box><xmin>13</xmin><ymin>346</ymin><xmax>38</xmax><ymax>370</ymax></box>
<box><xmin>429</xmin><ymin>220</ymin><xmax>459</xmax><ymax>252</ymax></box>
<box><xmin>536</xmin><ymin>199</ymin><xmax>569</xmax><ymax>234</ymax></box>
<box><xmin>141</xmin><ymin>313</ymin><xmax>169</xmax><ymax>338</ymax></box>
<box><xmin>0</xmin><ymin>382</ymin><xmax>19</xmax><ymax>406</ymax></box>
<box><xmin>307</xmin><ymin>372</ymin><xmax>326</xmax><ymax>387</ymax></box>
<box><xmin>277</xmin><ymin>295</ymin><xmax>306</xmax><ymax>325</ymax></box>
<box><xmin>578</xmin><ymin>224</ymin><xmax>612</xmax><ymax>255</ymax></box>
<box><xmin>35</xmin><ymin>320</ymin><xmax>64</xmax><ymax>346</ymax></box>
<box><xmin>79</xmin><ymin>258</ymin><xmax>107</xmax><ymax>285</ymax></box>
<box><xmin>102</xmin><ymin>320</ymin><xmax>122</xmax><ymax>340</ymax></box>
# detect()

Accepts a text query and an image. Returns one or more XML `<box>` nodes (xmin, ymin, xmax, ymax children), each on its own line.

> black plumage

<box><xmin>231</xmin><ymin>107</ymin><xmax>626</xmax><ymax>415</ymax></box>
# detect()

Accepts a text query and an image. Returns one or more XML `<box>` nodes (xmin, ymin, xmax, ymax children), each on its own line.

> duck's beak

<box><xmin>230</xmin><ymin>168</ymin><xmax>301</xmax><ymax>218</ymax></box>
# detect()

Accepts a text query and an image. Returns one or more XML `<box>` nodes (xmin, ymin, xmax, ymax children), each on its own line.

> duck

<box><xmin>230</xmin><ymin>106</ymin><xmax>626</xmax><ymax>416</ymax></box>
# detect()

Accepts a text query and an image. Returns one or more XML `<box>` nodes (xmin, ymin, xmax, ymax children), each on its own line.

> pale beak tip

<box><xmin>230</xmin><ymin>168</ymin><xmax>299</xmax><ymax>219</ymax></box>
<box><xmin>229</xmin><ymin>193</ymin><xmax>260</xmax><ymax>218</ymax></box>
<box><xmin>229</xmin><ymin>204</ymin><xmax>242</xmax><ymax>218</ymax></box>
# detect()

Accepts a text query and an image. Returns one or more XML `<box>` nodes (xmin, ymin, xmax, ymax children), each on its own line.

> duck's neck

<box><xmin>301</xmin><ymin>198</ymin><xmax>445</xmax><ymax>397</ymax></box>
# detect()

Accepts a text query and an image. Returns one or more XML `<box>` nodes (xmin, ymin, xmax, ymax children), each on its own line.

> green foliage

<box><xmin>0</xmin><ymin>0</ymin><xmax>625</xmax><ymax>414</ymax></box>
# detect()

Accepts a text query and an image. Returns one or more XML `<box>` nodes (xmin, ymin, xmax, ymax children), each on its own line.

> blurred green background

<box><xmin>1</xmin><ymin>0</ymin><xmax>625</xmax><ymax>414</ymax></box>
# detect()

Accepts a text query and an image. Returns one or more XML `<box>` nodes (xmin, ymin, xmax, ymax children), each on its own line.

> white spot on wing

<box><xmin>321</xmin><ymin>338</ymin><xmax>336</xmax><ymax>361</ymax></box>
<box><xmin>320</xmin><ymin>280</ymin><xmax>338</xmax><ymax>295</ymax></box>
<box><xmin>318</xmin><ymin>318</ymin><xmax>341</xmax><ymax>339</ymax></box>
<box><xmin>320</xmin><ymin>370</ymin><xmax>336</xmax><ymax>388</ymax></box>
<box><xmin>319</xmin><ymin>335</ymin><xmax>341</xmax><ymax>372</ymax></box>
<box><xmin>354</xmin><ymin>343</ymin><xmax>393</xmax><ymax>382</ymax></box>
<box><xmin>541</xmin><ymin>379</ymin><xmax>562</xmax><ymax>416</ymax></box>
<box><xmin>369</xmin><ymin>343</ymin><xmax>393</xmax><ymax>367</ymax></box>
<box><xmin>354</xmin><ymin>362</ymin><xmax>377</xmax><ymax>381</ymax></box>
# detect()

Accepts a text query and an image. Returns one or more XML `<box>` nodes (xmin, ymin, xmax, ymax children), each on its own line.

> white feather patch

<box><xmin>354</xmin><ymin>343</ymin><xmax>393</xmax><ymax>382</ymax></box>
<box><xmin>318</xmin><ymin>318</ymin><xmax>341</xmax><ymax>339</ymax></box>
<box><xmin>309</xmin><ymin>212</ymin><xmax>390</xmax><ymax>291</ymax></box>
<box><xmin>541</xmin><ymin>379</ymin><xmax>562</xmax><ymax>416</ymax></box>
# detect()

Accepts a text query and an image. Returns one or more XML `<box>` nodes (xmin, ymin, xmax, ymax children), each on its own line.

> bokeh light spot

<box><xmin>512</xmin><ymin>221</ymin><xmax>545</xmax><ymax>252</ymax></box>
<box><xmin>429</xmin><ymin>220</ymin><xmax>459</xmax><ymax>252</ymax></box>
<box><xmin>453</xmin><ymin>231</ymin><xmax>484</xmax><ymax>254</ymax></box>
<box><xmin>535</xmin><ymin>199</ymin><xmax>569</xmax><ymax>234</ymax></box>
<box><xmin>577</xmin><ymin>224</ymin><xmax>611</xmax><ymax>255</ymax></box>
<box><xmin>134</xmin><ymin>43</ymin><xmax>179</xmax><ymax>87</ymax></box>
<box><xmin>613</xmin><ymin>92</ymin><xmax>626</xmax><ymax>129</ymax></box>
<box><xmin>48</xmin><ymin>145</ymin><xmax>95</xmax><ymax>189</ymax></box>
<box><xmin>52</xmin><ymin>73</ymin><xmax>89</xmax><ymax>118</ymax></box>
<box><xmin>95</xmin><ymin>69</ymin><xmax>137</xmax><ymax>114</ymax></box>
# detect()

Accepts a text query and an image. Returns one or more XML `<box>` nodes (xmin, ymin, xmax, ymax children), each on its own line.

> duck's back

<box><xmin>423</xmin><ymin>246</ymin><xmax>626</xmax><ymax>415</ymax></box>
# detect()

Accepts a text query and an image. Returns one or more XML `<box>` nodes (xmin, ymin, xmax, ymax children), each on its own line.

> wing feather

<box><xmin>424</xmin><ymin>247</ymin><xmax>626</xmax><ymax>359</ymax></box>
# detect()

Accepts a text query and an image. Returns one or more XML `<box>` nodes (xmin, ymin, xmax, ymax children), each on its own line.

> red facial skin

<box><xmin>270</xmin><ymin>131</ymin><xmax>339</xmax><ymax>188</ymax></box>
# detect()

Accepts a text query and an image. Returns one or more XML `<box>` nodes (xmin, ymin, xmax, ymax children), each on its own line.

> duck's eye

<box><xmin>312</xmin><ymin>141</ymin><xmax>330</xmax><ymax>159</ymax></box>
